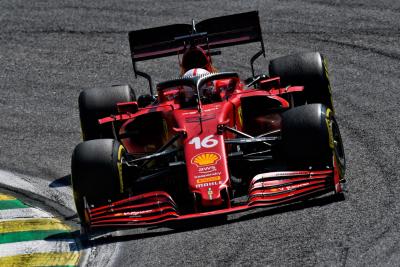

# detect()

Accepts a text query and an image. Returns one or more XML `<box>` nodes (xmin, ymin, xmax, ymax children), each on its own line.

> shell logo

<box><xmin>191</xmin><ymin>152</ymin><xmax>221</xmax><ymax>167</ymax></box>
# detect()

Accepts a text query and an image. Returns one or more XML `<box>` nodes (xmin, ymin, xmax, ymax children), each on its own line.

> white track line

<box><xmin>0</xmin><ymin>170</ymin><xmax>74</xmax><ymax>210</ymax></box>
<box><xmin>0</xmin><ymin>169</ymin><xmax>120</xmax><ymax>266</ymax></box>
<box><xmin>0</xmin><ymin>239</ymin><xmax>79</xmax><ymax>257</ymax></box>
<box><xmin>0</xmin><ymin>171</ymin><xmax>79</xmax><ymax>262</ymax></box>
<box><xmin>0</xmin><ymin>207</ymin><xmax>53</xmax><ymax>221</ymax></box>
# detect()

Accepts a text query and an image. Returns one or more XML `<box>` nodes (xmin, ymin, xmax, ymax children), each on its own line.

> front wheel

<box><xmin>71</xmin><ymin>139</ymin><xmax>125</xmax><ymax>225</ymax></box>
<box><xmin>329</xmin><ymin>112</ymin><xmax>346</xmax><ymax>180</ymax></box>
<box><xmin>280</xmin><ymin>103</ymin><xmax>345</xmax><ymax>174</ymax></box>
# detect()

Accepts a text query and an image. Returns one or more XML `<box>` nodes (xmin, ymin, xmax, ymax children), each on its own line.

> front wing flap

<box><xmin>85</xmin><ymin>169</ymin><xmax>336</xmax><ymax>229</ymax></box>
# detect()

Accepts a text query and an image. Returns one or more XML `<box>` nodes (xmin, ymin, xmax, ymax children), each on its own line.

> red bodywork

<box><xmin>86</xmin><ymin>76</ymin><xmax>342</xmax><ymax>229</ymax></box>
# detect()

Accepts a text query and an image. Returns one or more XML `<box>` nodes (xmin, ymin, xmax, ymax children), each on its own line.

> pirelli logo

<box><xmin>196</xmin><ymin>176</ymin><xmax>221</xmax><ymax>184</ymax></box>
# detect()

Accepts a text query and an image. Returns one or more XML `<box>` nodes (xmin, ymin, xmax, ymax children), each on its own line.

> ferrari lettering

<box><xmin>189</xmin><ymin>135</ymin><xmax>218</xmax><ymax>149</ymax></box>
<box><xmin>208</xmin><ymin>188</ymin><xmax>213</xmax><ymax>200</ymax></box>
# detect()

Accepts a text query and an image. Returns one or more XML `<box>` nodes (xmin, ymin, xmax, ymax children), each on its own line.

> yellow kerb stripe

<box><xmin>0</xmin><ymin>252</ymin><xmax>79</xmax><ymax>266</ymax></box>
<box><xmin>0</xmin><ymin>218</ymin><xmax>70</xmax><ymax>234</ymax></box>
<box><xmin>0</xmin><ymin>194</ymin><xmax>16</xmax><ymax>201</ymax></box>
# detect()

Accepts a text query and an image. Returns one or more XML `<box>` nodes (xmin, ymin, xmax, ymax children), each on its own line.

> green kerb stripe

<box><xmin>0</xmin><ymin>229</ymin><xmax>72</xmax><ymax>244</ymax></box>
<box><xmin>0</xmin><ymin>199</ymin><xmax>28</xmax><ymax>210</ymax></box>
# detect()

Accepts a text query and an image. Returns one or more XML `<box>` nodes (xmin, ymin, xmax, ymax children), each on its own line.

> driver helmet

<box><xmin>183</xmin><ymin>68</ymin><xmax>210</xmax><ymax>78</ymax></box>
<box><xmin>183</xmin><ymin>68</ymin><xmax>218</xmax><ymax>102</ymax></box>
<box><xmin>181</xmin><ymin>68</ymin><xmax>210</xmax><ymax>103</ymax></box>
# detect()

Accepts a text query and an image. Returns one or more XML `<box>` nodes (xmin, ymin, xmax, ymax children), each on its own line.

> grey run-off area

<box><xmin>0</xmin><ymin>0</ymin><xmax>399</xmax><ymax>266</ymax></box>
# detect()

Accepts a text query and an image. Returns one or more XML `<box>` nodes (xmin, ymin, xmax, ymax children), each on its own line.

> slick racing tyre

<box><xmin>79</xmin><ymin>84</ymin><xmax>135</xmax><ymax>140</ymax></box>
<box><xmin>280</xmin><ymin>104</ymin><xmax>345</xmax><ymax>173</ymax></box>
<box><xmin>328</xmin><ymin>111</ymin><xmax>346</xmax><ymax>179</ymax></box>
<box><xmin>269</xmin><ymin>52</ymin><xmax>334</xmax><ymax>110</ymax></box>
<box><xmin>71</xmin><ymin>139</ymin><xmax>125</xmax><ymax>226</ymax></box>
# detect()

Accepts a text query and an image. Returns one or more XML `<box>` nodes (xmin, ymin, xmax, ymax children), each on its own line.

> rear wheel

<box><xmin>71</xmin><ymin>139</ymin><xmax>125</xmax><ymax>227</ymax></box>
<box><xmin>269</xmin><ymin>52</ymin><xmax>334</xmax><ymax>110</ymax></box>
<box><xmin>79</xmin><ymin>85</ymin><xmax>135</xmax><ymax>140</ymax></box>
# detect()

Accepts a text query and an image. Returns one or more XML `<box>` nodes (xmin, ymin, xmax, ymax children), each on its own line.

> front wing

<box><xmin>85</xmin><ymin>169</ymin><xmax>339</xmax><ymax>229</ymax></box>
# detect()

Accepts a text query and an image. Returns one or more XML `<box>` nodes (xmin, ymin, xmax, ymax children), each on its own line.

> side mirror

<box><xmin>117</xmin><ymin>102</ymin><xmax>139</xmax><ymax>113</ymax></box>
<box><xmin>137</xmin><ymin>94</ymin><xmax>156</xmax><ymax>107</ymax></box>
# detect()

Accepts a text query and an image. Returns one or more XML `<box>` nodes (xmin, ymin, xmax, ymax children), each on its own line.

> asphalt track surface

<box><xmin>1</xmin><ymin>0</ymin><xmax>399</xmax><ymax>266</ymax></box>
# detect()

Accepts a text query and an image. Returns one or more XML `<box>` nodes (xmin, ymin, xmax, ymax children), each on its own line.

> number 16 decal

<box><xmin>189</xmin><ymin>135</ymin><xmax>218</xmax><ymax>149</ymax></box>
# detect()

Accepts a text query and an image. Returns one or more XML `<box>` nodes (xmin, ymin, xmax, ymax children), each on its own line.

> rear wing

<box><xmin>128</xmin><ymin>11</ymin><xmax>265</xmax><ymax>95</ymax></box>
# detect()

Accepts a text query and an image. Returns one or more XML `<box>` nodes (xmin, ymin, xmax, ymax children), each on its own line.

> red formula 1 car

<box><xmin>71</xmin><ymin>11</ymin><xmax>346</xmax><ymax>236</ymax></box>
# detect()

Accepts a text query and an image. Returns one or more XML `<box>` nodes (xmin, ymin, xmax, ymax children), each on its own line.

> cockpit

<box><xmin>157</xmin><ymin>72</ymin><xmax>240</xmax><ymax>108</ymax></box>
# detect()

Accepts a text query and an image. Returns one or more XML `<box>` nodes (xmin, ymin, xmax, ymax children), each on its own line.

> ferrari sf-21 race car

<box><xmin>71</xmin><ymin>11</ymin><xmax>346</xmax><ymax>235</ymax></box>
